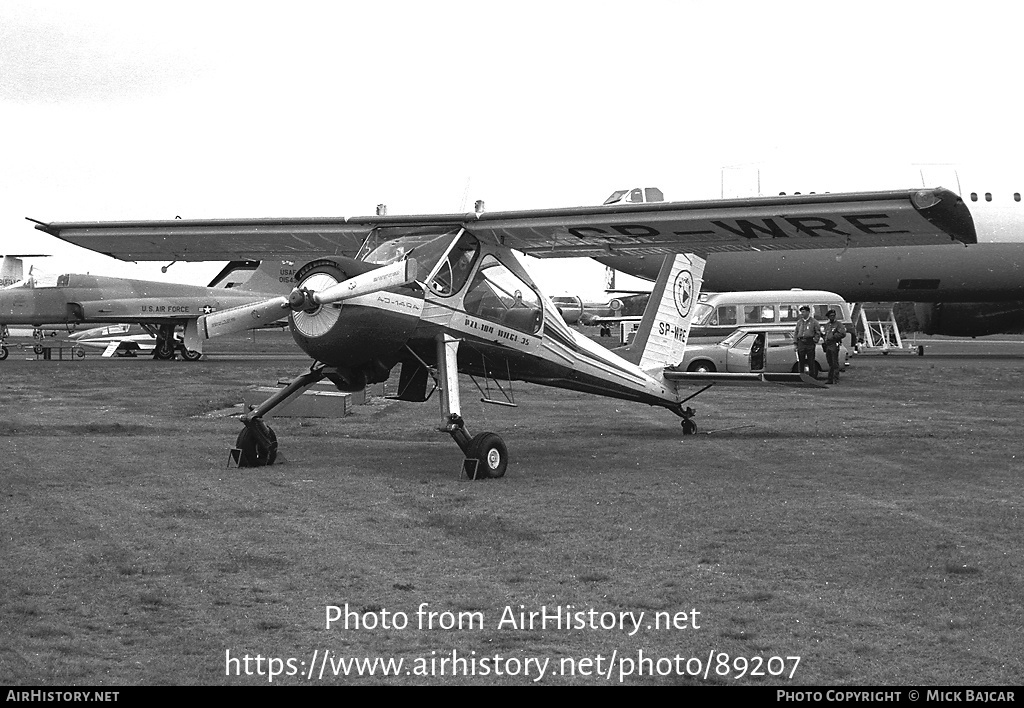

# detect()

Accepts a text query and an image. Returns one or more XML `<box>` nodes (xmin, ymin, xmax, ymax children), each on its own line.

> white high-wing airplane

<box><xmin>599</xmin><ymin>170</ymin><xmax>1024</xmax><ymax>336</ymax></box>
<box><xmin>32</xmin><ymin>189</ymin><xmax>973</xmax><ymax>473</ymax></box>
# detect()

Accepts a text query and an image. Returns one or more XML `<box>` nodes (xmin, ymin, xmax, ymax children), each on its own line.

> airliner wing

<box><xmin>30</xmin><ymin>188</ymin><xmax>975</xmax><ymax>262</ymax></box>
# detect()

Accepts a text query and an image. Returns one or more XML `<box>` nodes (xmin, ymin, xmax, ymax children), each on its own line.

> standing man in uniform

<box><xmin>821</xmin><ymin>308</ymin><xmax>846</xmax><ymax>384</ymax></box>
<box><xmin>793</xmin><ymin>305</ymin><xmax>820</xmax><ymax>378</ymax></box>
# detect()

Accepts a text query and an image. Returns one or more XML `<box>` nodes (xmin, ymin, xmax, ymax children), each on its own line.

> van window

<box><xmin>716</xmin><ymin>305</ymin><xmax>737</xmax><ymax>326</ymax></box>
<box><xmin>693</xmin><ymin>303</ymin><xmax>714</xmax><ymax>325</ymax></box>
<box><xmin>760</xmin><ymin>305</ymin><xmax>776</xmax><ymax>323</ymax></box>
<box><xmin>743</xmin><ymin>305</ymin><xmax>762</xmax><ymax>324</ymax></box>
<box><xmin>779</xmin><ymin>304</ymin><xmax>801</xmax><ymax>322</ymax></box>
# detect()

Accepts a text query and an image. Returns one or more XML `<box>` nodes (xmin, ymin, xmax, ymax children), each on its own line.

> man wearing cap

<box><xmin>793</xmin><ymin>305</ymin><xmax>820</xmax><ymax>378</ymax></box>
<box><xmin>821</xmin><ymin>308</ymin><xmax>846</xmax><ymax>384</ymax></box>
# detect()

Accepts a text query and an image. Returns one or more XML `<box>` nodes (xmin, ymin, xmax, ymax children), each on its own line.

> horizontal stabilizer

<box><xmin>663</xmin><ymin>371</ymin><xmax>827</xmax><ymax>388</ymax></box>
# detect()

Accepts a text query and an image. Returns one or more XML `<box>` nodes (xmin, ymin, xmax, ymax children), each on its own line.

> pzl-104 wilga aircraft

<box><xmin>0</xmin><ymin>257</ymin><xmax>295</xmax><ymax>361</ymax></box>
<box><xmin>33</xmin><ymin>188</ymin><xmax>975</xmax><ymax>476</ymax></box>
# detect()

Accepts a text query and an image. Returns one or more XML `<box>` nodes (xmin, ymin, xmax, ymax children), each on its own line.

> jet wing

<box><xmin>30</xmin><ymin>188</ymin><xmax>975</xmax><ymax>262</ymax></box>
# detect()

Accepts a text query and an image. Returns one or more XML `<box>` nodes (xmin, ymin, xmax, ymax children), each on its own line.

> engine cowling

<box><xmin>289</xmin><ymin>260</ymin><xmax>422</xmax><ymax>383</ymax></box>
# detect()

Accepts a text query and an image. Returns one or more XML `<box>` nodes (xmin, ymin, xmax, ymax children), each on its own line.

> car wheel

<box><xmin>687</xmin><ymin>360</ymin><xmax>717</xmax><ymax>373</ymax></box>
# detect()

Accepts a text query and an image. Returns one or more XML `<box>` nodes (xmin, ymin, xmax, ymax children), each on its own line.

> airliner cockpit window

<box><xmin>463</xmin><ymin>255</ymin><xmax>542</xmax><ymax>333</ymax></box>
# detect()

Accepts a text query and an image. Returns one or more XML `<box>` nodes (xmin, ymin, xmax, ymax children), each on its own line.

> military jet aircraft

<box><xmin>33</xmin><ymin>188</ymin><xmax>975</xmax><ymax>475</ymax></box>
<box><xmin>0</xmin><ymin>259</ymin><xmax>296</xmax><ymax>361</ymax></box>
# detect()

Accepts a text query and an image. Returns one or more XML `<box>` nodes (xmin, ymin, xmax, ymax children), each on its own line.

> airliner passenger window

<box><xmin>971</xmin><ymin>193</ymin><xmax>978</xmax><ymax>202</ymax></box>
<box><xmin>1015</xmin><ymin>193</ymin><xmax>1021</xmax><ymax>202</ymax></box>
<box><xmin>986</xmin><ymin>193</ymin><xmax>992</xmax><ymax>202</ymax></box>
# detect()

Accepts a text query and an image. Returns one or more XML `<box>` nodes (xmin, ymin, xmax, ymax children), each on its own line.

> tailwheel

<box><xmin>0</xmin><ymin>345</ymin><xmax>7</xmax><ymax>361</ymax></box>
<box><xmin>677</xmin><ymin>405</ymin><xmax>697</xmax><ymax>435</ymax></box>
<box><xmin>465</xmin><ymin>432</ymin><xmax>508</xmax><ymax>480</ymax></box>
<box><xmin>235</xmin><ymin>424</ymin><xmax>278</xmax><ymax>467</ymax></box>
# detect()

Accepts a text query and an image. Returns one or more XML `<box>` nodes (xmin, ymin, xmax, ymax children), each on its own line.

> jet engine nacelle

<box><xmin>288</xmin><ymin>259</ymin><xmax>422</xmax><ymax>384</ymax></box>
<box><xmin>914</xmin><ymin>302</ymin><xmax>1024</xmax><ymax>337</ymax></box>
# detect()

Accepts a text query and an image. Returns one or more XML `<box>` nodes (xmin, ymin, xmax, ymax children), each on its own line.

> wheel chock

<box><xmin>226</xmin><ymin>448</ymin><xmax>243</xmax><ymax>468</ymax></box>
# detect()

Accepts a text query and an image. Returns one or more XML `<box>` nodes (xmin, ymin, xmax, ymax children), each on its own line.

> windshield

<box><xmin>359</xmin><ymin>230</ymin><xmax>479</xmax><ymax>297</ymax></box>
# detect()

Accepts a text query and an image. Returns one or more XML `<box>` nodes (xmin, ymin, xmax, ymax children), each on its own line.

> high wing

<box><xmin>29</xmin><ymin>188</ymin><xmax>975</xmax><ymax>262</ymax></box>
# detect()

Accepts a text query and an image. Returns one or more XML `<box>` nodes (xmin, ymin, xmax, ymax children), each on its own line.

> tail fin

<box><xmin>207</xmin><ymin>259</ymin><xmax>297</xmax><ymax>294</ymax></box>
<box><xmin>623</xmin><ymin>253</ymin><xmax>706</xmax><ymax>373</ymax></box>
<box><xmin>1</xmin><ymin>256</ymin><xmax>24</xmax><ymax>287</ymax></box>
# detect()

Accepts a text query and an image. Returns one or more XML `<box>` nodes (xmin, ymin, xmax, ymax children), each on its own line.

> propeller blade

<box><xmin>311</xmin><ymin>258</ymin><xmax>418</xmax><ymax>306</ymax></box>
<box><xmin>191</xmin><ymin>296</ymin><xmax>289</xmax><ymax>345</ymax></box>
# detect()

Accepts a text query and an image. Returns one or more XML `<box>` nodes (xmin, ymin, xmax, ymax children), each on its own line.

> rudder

<box><xmin>624</xmin><ymin>253</ymin><xmax>706</xmax><ymax>373</ymax></box>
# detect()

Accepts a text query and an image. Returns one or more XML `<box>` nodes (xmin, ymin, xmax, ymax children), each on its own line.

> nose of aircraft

<box><xmin>288</xmin><ymin>261</ymin><xmax>423</xmax><ymax>383</ymax></box>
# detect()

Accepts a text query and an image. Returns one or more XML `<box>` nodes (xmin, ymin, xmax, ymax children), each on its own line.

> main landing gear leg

<box><xmin>231</xmin><ymin>365</ymin><xmax>330</xmax><ymax>467</ymax></box>
<box><xmin>153</xmin><ymin>324</ymin><xmax>177</xmax><ymax>360</ymax></box>
<box><xmin>436</xmin><ymin>334</ymin><xmax>508</xmax><ymax>479</ymax></box>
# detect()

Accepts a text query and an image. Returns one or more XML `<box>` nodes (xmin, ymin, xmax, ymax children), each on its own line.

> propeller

<box><xmin>184</xmin><ymin>258</ymin><xmax>418</xmax><ymax>350</ymax></box>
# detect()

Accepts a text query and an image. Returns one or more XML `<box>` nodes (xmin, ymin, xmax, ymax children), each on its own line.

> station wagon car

<box><xmin>680</xmin><ymin>326</ymin><xmax>849</xmax><ymax>377</ymax></box>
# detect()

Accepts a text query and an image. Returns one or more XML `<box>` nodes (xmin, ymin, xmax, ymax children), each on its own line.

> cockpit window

<box><xmin>463</xmin><ymin>255</ymin><xmax>542</xmax><ymax>333</ymax></box>
<box><xmin>359</xmin><ymin>230</ymin><xmax>480</xmax><ymax>297</ymax></box>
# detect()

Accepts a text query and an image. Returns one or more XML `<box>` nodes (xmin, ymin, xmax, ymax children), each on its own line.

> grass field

<box><xmin>1</xmin><ymin>341</ymin><xmax>1022</xmax><ymax>685</ymax></box>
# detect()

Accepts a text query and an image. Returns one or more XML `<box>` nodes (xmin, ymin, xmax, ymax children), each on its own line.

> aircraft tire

<box><xmin>687</xmin><ymin>360</ymin><xmax>716</xmax><ymax>373</ymax></box>
<box><xmin>681</xmin><ymin>419</ymin><xmax>697</xmax><ymax>435</ymax></box>
<box><xmin>180</xmin><ymin>348</ymin><xmax>203</xmax><ymax>361</ymax></box>
<box><xmin>235</xmin><ymin>426</ymin><xmax>278</xmax><ymax>467</ymax></box>
<box><xmin>154</xmin><ymin>347</ymin><xmax>176</xmax><ymax>360</ymax></box>
<box><xmin>0</xmin><ymin>345</ymin><xmax>7</xmax><ymax>361</ymax></box>
<box><xmin>33</xmin><ymin>344</ymin><xmax>43</xmax><ymax>355</ymax></box>
<box><xmin>465</xmin><ymin>432</ymin><xmax>508</xmax><ymax>480</ymax></box>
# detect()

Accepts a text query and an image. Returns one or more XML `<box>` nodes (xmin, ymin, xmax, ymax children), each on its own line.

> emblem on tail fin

<box><xmin>673</xmin><ymin>269</ymin><xmax>694</xmax><ymax>318</ymax></box>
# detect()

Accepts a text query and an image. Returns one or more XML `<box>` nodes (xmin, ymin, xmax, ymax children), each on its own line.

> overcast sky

<box><xmin>1</xmin><ymin>0</ymin><xmax>1020</xmax><ymax>297</ymax></box>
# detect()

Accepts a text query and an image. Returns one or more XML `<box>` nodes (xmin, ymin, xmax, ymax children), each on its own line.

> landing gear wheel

<box><xmin>180</xmin><ymin>348</ymin><xmax>203</xmax><ymax>361</ymax></box>
<box><xmin>465</xmin><ymin>432</ymin><xmax>508</xmax><ymax>479</ymax></box>
<box><xmin>235</xmin><ymin>425</ymin><xmax>278</xmax><ymax>467</ymax></box>
<box><xmin>0</xmin><ymin>345</ymin><xmax>7</xmax><ymax>361</ymax></box>
<box><xmin>33</xmin><ymin>344</ymin><xmax>43</xmax><ymax>355</ymax></box>
<box><xmin>154</xmin><ymin>346</ymin><xmax>176</xmax><ymax>360</ymax></box>
<box><xmin>681</xmin><ymin>419</ymin><xmax>697</xmax><ymax>435</ymax></box>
